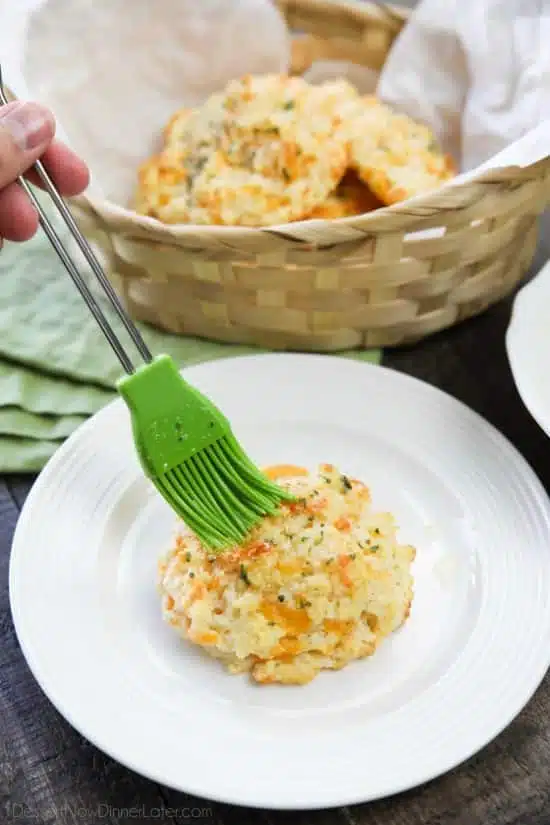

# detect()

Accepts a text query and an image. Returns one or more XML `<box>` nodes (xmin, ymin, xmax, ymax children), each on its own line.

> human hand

<box><xmin>0</xmin><ymin>101</ymin><xmax>89</xmax><ymax>245</ymax></box>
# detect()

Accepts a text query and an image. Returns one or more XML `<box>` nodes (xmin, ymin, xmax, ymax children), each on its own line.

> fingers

<box><xmin>26</xmin><ymin>140</ymin><xmax>90</xmax><ymax>195</ymax></box>
<box><xmin>0</xmin><ymin>101</ymin><xmax>55</xmax><ymax>189</ymax></box>
<box><xmin>0</xmin><ymin>100</ymin><xmax>55</xmax><ymax>242</ymax></box>
<box><xmin>0</xmin><ymin>102</ymin><xmax>90</xmax><ymax>242</ymax></box>
<box><xmin>0</xmin><ymin>182</ymin><xmax>39</xmax><ymax>241</ymax></box>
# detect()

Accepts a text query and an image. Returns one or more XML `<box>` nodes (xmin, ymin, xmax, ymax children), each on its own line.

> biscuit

<box><xmin>349</xmin><ymin>96</ymin><xmax>455</xmax><ymax>205</ymax></box>
<box><xmin>183</xmin><ymin>145</ymin><xmax>347</xmax><ymax>226</ymax></box>
<box><xmin>134</xmin><ymin>77</ymin><xmax>456</xmax><ymax>226</ymax></box>
<box><xmin>180</xmin><ymin>75</ymin><xmax>349</xmax><ymax>225</ymax></box>
<box><xmin>162</xmin><ymin>107</ymin><xmax>193</xmax><ymax>146</ymax></box>
<box><xmin>158</xmin><ymin>464</ymin><xmax>415</xmax><ymax>686</ymax></box>
<box><xmin>134</xmin><ymin>146</ymin><xmax>190</xmax><ymax>222</ymax></box>
<box><xmin>164</xmin><ymin>92</ymin><xmax>227</xmax><ymax>155</ymax></box>
<box><xmin>308</xmin><ymin>78</ymin><xmax>361</xmax><ymax>126</ymax></box>
<box><xmin>306</xmin><ymin>171</ymin><xmax>383</xmax><ymax>219</ymax></box>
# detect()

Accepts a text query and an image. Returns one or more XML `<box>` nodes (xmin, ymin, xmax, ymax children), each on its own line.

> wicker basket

<box><xmin>73</xmin><ymin>0</ymin><xmax>550</xmax><ymax>350</ymax></box>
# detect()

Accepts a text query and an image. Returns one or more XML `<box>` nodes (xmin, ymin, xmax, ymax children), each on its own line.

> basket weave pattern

<box><xmin>74</xmin><ymin>0</ymin><xmax>550</xmax><ymax>350</ymax></box>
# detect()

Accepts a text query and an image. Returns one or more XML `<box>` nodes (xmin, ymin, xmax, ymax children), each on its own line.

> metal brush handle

<box><xmin>0</xmin><ymin>67</ymin><xmax>152</xmax><ymax>375</ymax></box>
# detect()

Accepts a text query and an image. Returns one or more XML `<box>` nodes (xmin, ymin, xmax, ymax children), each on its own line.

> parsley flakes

<box><xmin>340</xmin><ymin>475</ymin><xmax>353</xmax><ymax>492</ymax></box>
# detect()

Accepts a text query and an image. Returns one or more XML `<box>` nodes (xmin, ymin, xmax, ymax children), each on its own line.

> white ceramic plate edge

<box><xmin>506</xmin><ymin>261</ymin><xmax>550</xmax><ymax>436</ymax></box>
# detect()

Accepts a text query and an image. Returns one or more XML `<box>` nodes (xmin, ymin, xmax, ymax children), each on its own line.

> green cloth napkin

<box><xmin>0</xmin><ymin>193</ymin><xmax>380</xmax><ymax>473</ymax></box>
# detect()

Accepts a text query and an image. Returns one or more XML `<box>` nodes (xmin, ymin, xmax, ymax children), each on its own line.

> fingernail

<box><xmin>0</xmin><ymin>102</ymin><xmax>53</xmax><ymax>151</ymax></box>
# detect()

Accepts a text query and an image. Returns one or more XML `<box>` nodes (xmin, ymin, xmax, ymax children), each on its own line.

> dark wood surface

<box><xmin>2</xmin><ymin>229</ymin><xmax>550</xmax><ymax>825</ymax></box>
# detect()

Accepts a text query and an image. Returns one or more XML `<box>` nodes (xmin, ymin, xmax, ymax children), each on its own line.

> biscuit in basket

<box><xmin>163</xmin><ymin>92</ymin><xmax>228</xmax><ymax>155</ymax></box>
<box><xmin>308</xmin><ymin>78</ymin><xmax>361</xmax><ymax>124</ymax></box>
<box><xmin>306</xmin><ymin>171</ymin><xmax>383</xmax><ymax>219</ymax></box>
<box><xmin>135</xmin><ymin>77</ymin><xmax>456</xmax><ymax>225</ymax></box>
<box><xmin>134</xmin><ymin>147</ymin><xmax>190</xmax><ymax>222</ymax></box>
<box><xmin>182</xmin><ymin>149</ymin><xmax>346</xmax><ymax>226</ymax></box>
<box><xmin>349</xmin><ymin>96</ymin><xmax>455</xmax><ymax>205</ymax></box>
<box><xmin>137</xmin><ymin>75</ymin><xmax>350</xmax><ymax>226</ymax></box>
<box><xmin>162</xmin><ymin>107</ymin><xmax>193</xmax><ymax>146</ymax></box>
<box><xmin>182</xmin><ymin>75</ymin><xmax>349</xmax><ymax>225</ymax></box>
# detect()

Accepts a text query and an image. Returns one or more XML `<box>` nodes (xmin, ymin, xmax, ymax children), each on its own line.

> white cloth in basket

<box><xmin>378</xmin><ymin>0</ymin><xmax>550</xmax><ymax>172</ymax></box>
<box><xmin>0</xmin><ymin>0</ymin><xmax>290</xmax><ymax>203</ymax></box>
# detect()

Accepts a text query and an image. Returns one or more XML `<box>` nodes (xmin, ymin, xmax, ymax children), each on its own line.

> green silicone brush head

<box><xmin>117</xmin><ymin>354</ymin><xmax>294</xmax><ymax>549</ymax></box>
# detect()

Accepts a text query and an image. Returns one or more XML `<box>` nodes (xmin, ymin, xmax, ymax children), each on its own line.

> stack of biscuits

<box><xmin>134</xmin><ymin>74</ymin><xmax>455</xmax><ymax>227</ymax></box>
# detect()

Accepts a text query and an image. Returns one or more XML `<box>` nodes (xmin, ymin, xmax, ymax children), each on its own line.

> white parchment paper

<box><xmin>378</xmin><ymin>0</ymin><xmax>550</xmax><ymax>173</ymax></box>
<box><xmin>0</xmin><ymin>0</ymin><xmax>290</xmax><ymax>203</ymax></box>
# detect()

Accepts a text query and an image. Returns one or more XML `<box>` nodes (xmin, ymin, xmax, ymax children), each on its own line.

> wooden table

<box><xmin>2</xmin><ymin>227</ymin><xmax>550</xmax><ymax>824</ymax></box>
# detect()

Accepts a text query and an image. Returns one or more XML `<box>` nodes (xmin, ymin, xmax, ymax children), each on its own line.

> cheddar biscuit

<box><xmin>350</xmin><ymin>96</ymin><xmax>455</xmax><ymax>205</ymax></box>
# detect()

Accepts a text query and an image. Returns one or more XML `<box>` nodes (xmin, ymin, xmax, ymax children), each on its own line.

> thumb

<box><xmin>0</xmin><ymin>101</ymin><xmax>55</xmax><ymax>189</ymax></box>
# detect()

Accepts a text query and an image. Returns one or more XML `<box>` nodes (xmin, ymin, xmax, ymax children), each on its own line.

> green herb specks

<box><xmin>341</xmin><ymin>475</ymin><xmax>353</xmax><ymax>492</ymax></box>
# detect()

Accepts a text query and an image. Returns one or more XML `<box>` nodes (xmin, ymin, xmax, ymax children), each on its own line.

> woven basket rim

<box><xmin>77</xmin><ymin>156</ymin><xmax>550</xmax><ymax>248</ymax></box>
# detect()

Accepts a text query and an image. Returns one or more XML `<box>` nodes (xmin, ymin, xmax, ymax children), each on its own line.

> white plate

<box><xmin>10</xmin><ymin>354</ymin><xmax>550</xmax><ymax>810</ymax></box>
<box><xmin>506</xmin><ymin>260</ymin><xmax>550</xmax><ymax>436</ymax></box>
